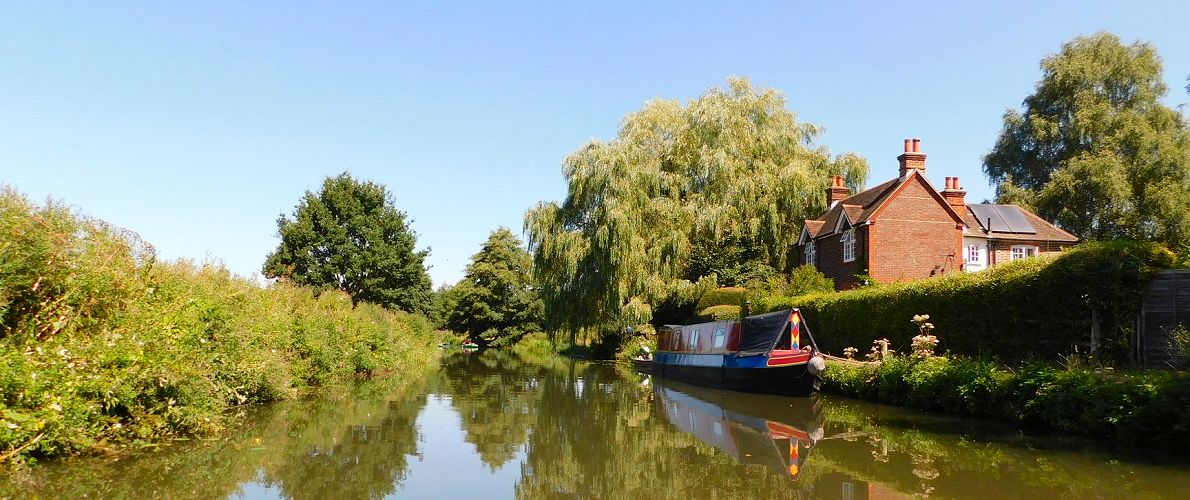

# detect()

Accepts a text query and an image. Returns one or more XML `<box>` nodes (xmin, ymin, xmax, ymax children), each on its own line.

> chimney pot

<box><xmin>903</xmin><ymin>138</ymin><xmax>912</xmax><ymax>152</ymax></box>
<box><xmin>952</xmin><ymin>177</ymin><xmax>960</xmax><ymax>189</ymax></box>
<box><xmin>912</xmin><ymin>138</ymin><xmax>921</xmax><ymax>152</ymax></box>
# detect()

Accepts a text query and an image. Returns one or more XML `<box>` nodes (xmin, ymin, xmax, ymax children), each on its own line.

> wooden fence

<box><xmin>1137</xmin><ymin>269</ymin><xmax>1190</xmax><ymax>368</ymax></box>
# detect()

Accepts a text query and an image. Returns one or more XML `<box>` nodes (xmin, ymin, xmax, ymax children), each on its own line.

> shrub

<box><xmin>695</xmin><ymin>287</ymin><xmax>747</xmax><ymax>311</ymax></box>
<box><xmin>823</xmin><ymin>355</ymin><xmax>1190</xmax><ymax>452</ymax></box>
<box><xmin>697</xmin><ymin>304</ymin><xmax>741</xmax><ymax>321</ymax></box>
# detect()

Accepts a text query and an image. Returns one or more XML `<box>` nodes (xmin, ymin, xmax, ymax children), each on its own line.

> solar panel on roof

<box><xmin>968</xmin><ymin>204</ymin><xmax>1036</xmax><ymax>234</ymax></box>
<box><xmin>995</xmin><ymin>205</ymin><xmax>1036</xmax><ymax>234</ymax></box>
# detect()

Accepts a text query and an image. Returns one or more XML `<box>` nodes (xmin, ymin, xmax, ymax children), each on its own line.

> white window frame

<box><xmin>688</xmin><ymin>329</ymin><xmax>699</xmax><ymax>350</ymax></box>
<box><xmin>1010</xmin><ymin>245</ymin><xmax>1038</xmax><ymax>261</ymax></box>
<box><xmin>804</xmin><ymin>241</ymin><xmax>816</xmax><ymax>267</ymax></box>
<box><xmin>966</xmin><ymin>244</ymin><xmax>978</xmax><ymax>263</ymax></box>
<box><xmin>841</xmin><ymin>229</ymin><xmax>856</xmax><ymax>263</ymax></box>
<box><xmin>712</xmin><ymin>327</ymin><xmax>727</xmax><ymax>348</ymax></box>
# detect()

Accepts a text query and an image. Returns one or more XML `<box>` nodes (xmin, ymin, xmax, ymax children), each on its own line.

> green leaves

<box><xmin>984</xmin><ymin>32</ymin><xmax>1190</xmax><ymax>246</ymax></box>
<box><xmin>526</xmin><ymin>78</ymin><xmax>868</xmax><ymax>333</ymax></box>
<box><xmin>446</xmin><ymin>228</ymin><xmax>544</xmax><ymax>346</ymax></box>
<box><xmin>263</xmin><ymin>173</ymin><xmax>432</xmax><ymax>314</ymax></box>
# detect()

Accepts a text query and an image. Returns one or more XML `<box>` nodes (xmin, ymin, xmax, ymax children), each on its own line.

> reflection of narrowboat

<box><xmin>647</xmin><ymin>309</ymin><xmax>825</xmax><ymax>396</ymax></box>
<box><xmin>653</xmin><ymin>377</ymin><xmax>824</xmax><ymax>479</ymax></box>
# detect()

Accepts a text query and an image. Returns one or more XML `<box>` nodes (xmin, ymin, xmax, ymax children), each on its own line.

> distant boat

<box><xmin>641</xmin><ymin>308</ymin><xmax>825</xmax><ymax>397</ymax></box>
<box><xmin>653</xmin><ymin>377</ymin><xmax>823</xmax><ymax>479</ymax></box>
<box><xmin>461</xmin><ymin>341</ymin><xmax>479</xmax><ymax>350</ymax></box>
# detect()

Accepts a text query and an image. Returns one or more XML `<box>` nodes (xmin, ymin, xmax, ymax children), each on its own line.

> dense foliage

<box><xmin>445</xmin><ymin>228</ymin><xmax>544</xmax><ymax>347</ymax></box>
<box><xmin>0</xmin><ymin>188</ymin><xmax>438</xmax><ymax>466</ymax></box>
<box><xmin>525</xmin><ymin>78</ymin><xmax>868</xmax><ymax>337</ymax></box>
<box><xmin>984</xmin><ymin>33</ymin><xmax>1190</xmax><ymax>247</ymax></box>
<box><xmin>263</xmin><ymin>173</ymin><xmax>433</xmax><ymax>314</ymax></box>
<box><xmin>761</xmin><ymin>241</ymin><xmax>1177</xmax><ymax>365</ymax></box>
<box><xmin>826</xmin><ymin>356</ymin><xmax>1190</xmax><ymax>453</ymax></box>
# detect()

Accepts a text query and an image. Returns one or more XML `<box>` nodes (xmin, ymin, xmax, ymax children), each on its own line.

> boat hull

<box><xmin>650</xmin><ymin>356</ymin><xmax>821</xmax><ymax>397</ymax></box>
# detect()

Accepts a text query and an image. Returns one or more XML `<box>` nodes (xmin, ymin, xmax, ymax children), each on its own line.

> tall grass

<box><xmin>0</xmin><ymin>187</ymin><xmax>438</xmax><ymax>465</ymax></box>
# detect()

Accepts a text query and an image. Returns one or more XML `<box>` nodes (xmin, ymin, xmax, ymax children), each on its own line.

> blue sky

<box><xmin>2</xmin><ymin>1</ymin><xmax>1188</xmax><ymax>287</ymax></box>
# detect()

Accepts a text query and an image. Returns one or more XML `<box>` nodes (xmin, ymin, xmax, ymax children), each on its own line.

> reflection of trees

<box><xmin>260</xmin><ymin>380</ymin><xmax>427</xmax><ymax>500</ymax></box>
<box><xmin>10</xmin><ymin>354</ymin><xmax>1190</xmax><ymax>499</ymax></box>
<box><xmin>509</xmin><ymin>358</ymin><xmax>810</xmax><ymax>499</ymax></box>
<box><xmin>440</xmin><ymin>350</ymin><xmax>541</xmax><ymax>469</ymax></box>
<box><xmin>2</xmin><ymin>374</ymin><xmax>433</xmax><ymax>500</ymax></box>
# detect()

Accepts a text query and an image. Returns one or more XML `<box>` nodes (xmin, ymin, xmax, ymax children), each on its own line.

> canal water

<box><xmin>4</xmin><ymin>350</ymin><xmax>1188</xmax><ymax>499</ymax></box>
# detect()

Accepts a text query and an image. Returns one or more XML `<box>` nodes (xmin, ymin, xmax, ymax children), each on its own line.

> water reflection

<box><xmin>3</xmin><ymin>351</ymin><xmax>1187</xmax><ymax>499</ymax></box>
<box><xmin>653</xmin><ymin>378</ymin><xmax>823</xmax><ymax>480</ymax></box>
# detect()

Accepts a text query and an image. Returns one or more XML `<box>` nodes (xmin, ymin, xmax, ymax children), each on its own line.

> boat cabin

<box><xmin>657</xmin><ymin>309</ymin><xmax>806</xmax><ymax>356</ymax></box>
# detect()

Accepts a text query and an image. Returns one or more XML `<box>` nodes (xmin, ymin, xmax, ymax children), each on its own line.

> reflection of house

<box><xmin>797</xmin><ymin>139</ymin><xmax>1077</xmax><ymax>289</ymax></box>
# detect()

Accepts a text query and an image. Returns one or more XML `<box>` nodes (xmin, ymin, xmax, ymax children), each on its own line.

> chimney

<box><xmin>941</xmin><ymin>176</ymin><xmax>967</xmax><ymax>212</ymax></box>
<box><xmin>898</xmin><ymin>137</ymin><xmax>927</xmax><ymax>177</ymax></box>
<box><xmin>826</xmin><ymin>175</ymin><xmax>849</xmax><ymax>208</ymax></box>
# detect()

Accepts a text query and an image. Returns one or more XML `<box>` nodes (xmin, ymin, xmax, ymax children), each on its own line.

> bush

<box><xmin>0</xmin><ymin>188</ymin><xmax>438</xmax><ymax>466</ymax></box>
<box><xmin>695</xmin><ymin>287</ymin><xmax>747</xmax><ymax>311</ymax></box>
<box><xmin>511</xmin><ymin>332</ymin><xmax>555</xmax><ymax>357</ymax></box>
<box><xmin>823</xmin><ymin>355</ymin><xmax>1190</xmax><ymax>452</ymax></box>
<box><xmin>761</xmin><ymin>241</ymin><xmax>1175</xmax><ymax>364</ymax></box>
<box><xmin>697</xmin><ymin>304</ymin><xmax>741</xmax><ymax>321</ymax></box>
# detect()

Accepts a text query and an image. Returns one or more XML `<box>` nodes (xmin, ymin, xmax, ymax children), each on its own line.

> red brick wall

<box><xmin>986</xmin><ymin>240</ymin><xmax>1069</xmax><ymax>267</ymax></box>
<box><xmin>795</xmin><ymin>224</ymin><xmax>867</xmax><ymax>290</ymax></box>
<box><xmin>868</xmin><ymin>178</ymin><xmax>962</xmax><ymax>283</ymax></box>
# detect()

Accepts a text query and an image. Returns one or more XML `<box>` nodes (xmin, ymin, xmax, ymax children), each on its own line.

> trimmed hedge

<box><xmin>825</xmin><ymin>356</ymin><xmax>1190</xmax><ymax>452</ymax></box>
<box><xmin>696</xmin><ymin>287</ymin><xmax>747</xmax><ymax>311</ymax></box>
<box><xmin>761</xmin><ymin>242</ymin><xmax>1176</xmax><ymax>364</ymax></box>
<box><xmin>697</xmin><ymin>304</ymin><xmax>741</xmax><ymax>321</ymax></box>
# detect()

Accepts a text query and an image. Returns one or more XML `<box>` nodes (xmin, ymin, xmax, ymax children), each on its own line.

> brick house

<box><xmin>796</xmin><ymin>138</ymin><xmax>1078</xmax><ymax>289</ymax></box>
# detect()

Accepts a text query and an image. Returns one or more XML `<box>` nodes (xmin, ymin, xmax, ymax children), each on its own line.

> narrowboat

<box><xmin>653</xmin><ymin>377</ymin><xmax>823</xmax><ymax>480</ymax></box>
<box><xmin>645</xmin><ymin>308</ymin><xmax>825</xmax><ymax>397</ymax></box>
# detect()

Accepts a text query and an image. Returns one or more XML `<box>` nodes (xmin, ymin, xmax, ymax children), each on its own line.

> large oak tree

<box><xmin>263</xmin><ymin>173</ymin><xmax>432</xmax><ymax>313</ymax></box>
<box><xmin>984</xmin><ymin>33</ymin><xmax>1190</xmax><ymax>245</ymax></box>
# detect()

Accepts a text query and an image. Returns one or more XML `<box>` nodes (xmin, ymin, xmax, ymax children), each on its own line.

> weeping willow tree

<box><xmin>525</xmin><ymin>78</ymin><xmax>868</xmax><ymax>339</ymax></box>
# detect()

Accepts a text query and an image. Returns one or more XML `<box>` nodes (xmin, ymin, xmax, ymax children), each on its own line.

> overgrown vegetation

<box><xmin>825</xmin><ymin>356</ymin><xmax>1190</xmax><ymax>452</ymax></box>
<box><xmin>0</xmin><ymin>188</ymin><xmax>438</xmax><ymax>466</ymax></box>
<box><xmin>760</xmin><ymin>241</ymin><xmax>1177</xmax><ymax>365</ymax></box>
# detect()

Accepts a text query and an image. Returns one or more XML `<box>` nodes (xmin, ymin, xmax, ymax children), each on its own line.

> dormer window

<box><xmin>841</xmin><ymin>229</ymin><xmax>856</xmax><ymax>263</ymax></box>
<box><xmin>804</xmin><ymin>241</ymin><xmax>816</xmax><ymax>267</ymax></box>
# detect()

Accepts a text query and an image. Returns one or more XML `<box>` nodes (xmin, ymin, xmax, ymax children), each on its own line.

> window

<box><xmin>1011</xmin><ymin>245</ymin><xmax>1038</xmax><ymax>261</ymax></box>
<box><xmin>841</xmin><ymin>229</ymin><xmax>856</xmax><ymax>263</ymax></box>
<box><xmin>966</xmin><ymin>244</ymin><xmax>981</xmax><ymax>263</ymax></box>
<box><xmin>712</xmin><ymin>327</ymin><xmax>727</xmax><ymax>348</ymax></box>
<box><xmin>688</xmin><ymin>329</ymin><xmax>699</xmax><ymax>349</ymax></box>
<box><xmin>804</xmin><ymin>241</ymin><xmax>816</xmax><ymax>266</ymax></box>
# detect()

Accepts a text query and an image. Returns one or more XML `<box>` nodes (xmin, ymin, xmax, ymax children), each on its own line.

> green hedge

<box><xmin>760</xmin><ymin>242</ymin><xmax>1176</xmax><ymax>364</ymax></box>
<box><xmin>696</xmin><ymin>287</ymin><xmax>747</xmax><ymax>311</ymax></box>
<box><xmin>825</xmin><ymin>356</ymin><xmax>1190</xmax><ymax>452</ymax></box>
<box><xmin>697</xmin><ymin>304</ymin><xmax>741</xmax><ymax>321</ymax></box>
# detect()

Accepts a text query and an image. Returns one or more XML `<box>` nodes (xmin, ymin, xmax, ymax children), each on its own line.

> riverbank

<box><xmin>0</xmin><ymin>188</ymin><xmax>440</xmax><ymax>466</ymax></box>
<box><xmin>823</xmin><ymin>355</ymin><xmax>1190</xmax><ymax>453</ymax></box>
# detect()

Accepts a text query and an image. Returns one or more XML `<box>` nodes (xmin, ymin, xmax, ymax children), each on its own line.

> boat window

<box><xmin>688</xmin><ymin>329</ymin><xmax>699</xmax><ymax>350</ymax></box>
<box><xmin>712</xmin><ymin>327</ymin><xmax>726</xmax><ymax>348</ymax></box>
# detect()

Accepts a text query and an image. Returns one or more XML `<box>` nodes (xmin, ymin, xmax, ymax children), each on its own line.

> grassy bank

<box><xmin>0</xmin><ymin>188</ymin><xmax>439</xmax><ymax>466</ymax></box>
<box><xmin>824</xmin><ymin>356</ymin><xmax>1190</xmax><ymax>453</ymax></box>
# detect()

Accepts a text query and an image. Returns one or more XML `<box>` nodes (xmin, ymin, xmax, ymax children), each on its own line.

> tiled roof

<box><xmin>802</xmin><ymin>176</ymin><xmax>907</xmax><ymax>239</ymax></box>
<box><xmin>801</xmin><ymin>171</ymin><xmax>1077</xmax><ymax>245</ymax></box>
